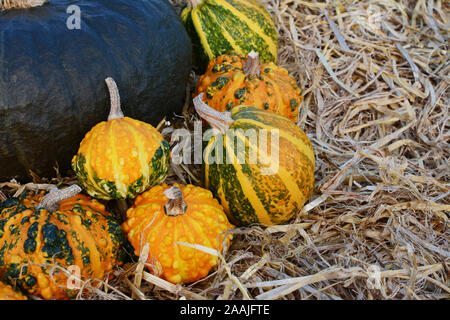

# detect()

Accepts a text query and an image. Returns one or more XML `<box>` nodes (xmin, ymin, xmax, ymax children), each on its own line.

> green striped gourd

<box><xmin>193</xmin><ymin>94</ymin><xmax>315</xmax><ymax>226</ymax></box>
<box><xmin>181</xmin><ymin>0</ymin><xmax>278</xmax><ymax>72</ymax></box>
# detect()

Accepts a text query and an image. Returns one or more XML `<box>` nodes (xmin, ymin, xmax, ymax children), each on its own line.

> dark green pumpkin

<box><xmin>0</xmin><ymin>0</ymin><xmax>192</xmax><ymax>180</ymax></box>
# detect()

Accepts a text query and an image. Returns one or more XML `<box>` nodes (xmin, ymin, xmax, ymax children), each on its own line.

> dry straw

<box><xmin>1</xmin><ymin>0</ymin><xmax>448</xmax><ymax>300</ymax></box>
<box><xmin>0</xmin><ymin>0</ymin><xmax>46</xmax><ymax>10</ymax></box>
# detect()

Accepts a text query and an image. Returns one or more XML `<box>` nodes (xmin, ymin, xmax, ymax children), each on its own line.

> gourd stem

<box><xmin>35</xmin><ymin>185</ymin><xmax>82</xmax><ymax>212</ymax></box>
<box><xmin>164</xmin><ymin>186</ymin><xmax>187</xmax><ymax>217</ymax></box>
<box><xmin>243</xmin><ymin>51</ymin><xmax>261</xmax><ymax>76</ymax></box>
<box><xmin>105</xmin><ymin>77</ymin><xmax>125</xmax><ymax>121</ymax></box>
<box><xmin>117</xmin><ymin>199</ymin><xmax>129</xmax><ymax>221</ymax></box>
<box><xmin>187</xmin><ymin>0</ymin><xmax>203</xmax><ymax>9</ymax></box>
<box><xmin>1</xmin><ymin>0</ymin><xmax>46</xmax><ymax>10</ymax></box>
<box><xmin>193</xmin><ymin>93</ymin><xmax>234</xmax><ymax>134</ymax></box>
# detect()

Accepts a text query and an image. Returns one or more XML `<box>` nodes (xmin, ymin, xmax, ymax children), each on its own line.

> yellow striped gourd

<box><xmin>193</xmin><ymin>94</ymin><xmax>315</xmax><ymax>226</ymax></box>
<box><xmin>181</xmin><ymin>0</ymin><xmax>278</xmax><ymax>72</ymax></box>
<box><xmin>72</xmin><ymin>78</ymin><xmax>170</xmax><ymax>200</ymax></box>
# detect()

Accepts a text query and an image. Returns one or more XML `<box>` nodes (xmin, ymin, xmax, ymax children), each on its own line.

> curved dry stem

<box><xmin>105</xmin><ymin>77</ymin><xmax>124</xmax><ymax>121</ymax></box>
<box><xmin>35</xmin><ymin>185</ymin><xmax>82</xmax><ymax>212</ymax></box>
<box><xmin>187</xmin><ymin>0</ymin><xmax>203</xmax><ymax>9</ymax></box>
<box><xmin>1</xmin><ymin>0</ymin><xmax>46</xmax><ymax>10</ymax></box>
<box><xmin>163</xmin><ymin>186</ymin><xmax>187</xmax><ymax>217</ymax></box>
<box><xmin>193</xmin><ymin>93</ymin><xmax>234</xmax><ymax>134</ymax></box>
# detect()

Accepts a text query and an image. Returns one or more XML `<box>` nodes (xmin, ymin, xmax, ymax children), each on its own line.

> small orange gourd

<box><xmin>122</xmin><ymin>184</ymin><xmax>233</xmax><ymax>284</ymax></box>
<box><xmin>72</xmin><ymin>78</ymin><xmax>170</xmax><ymax>201</ymax></box>
<box><xmin>196</xmin><ymin>51</ymin><xmax>303</xmax><ymax>121</ymax></box>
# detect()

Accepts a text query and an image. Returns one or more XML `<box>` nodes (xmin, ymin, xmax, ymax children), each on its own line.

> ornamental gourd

<box><xmin>0</xmin><ymin>282</ymin><xmax>27</xmax><ymax>300</ymax></box>
<box><xmin>181</xmin><ymin>0</ymin><xmax>278</xmax><ymax>72</ymax></box>
<box><xmin>72</xmin><ymin>78</ymin><xmax>170</xmax><ymax>201</ymax></box>
<box><xmin>122</xmin><ymin>184</ymin><xmax>233</xmax><ymax>284</ymax></box>
<box><xmin>194</xmin><ymin>94</ymin><xmax>315</xmax><ymax>226</ymax></box>
<box><xmin>0</xmin><ymin>185</ymin><xmax>130</xmax><ymax>300</ymax></box>
<box><xmin>0</xmin><ymin>0</ymin><xmax>191</xmax><ymax>180</ymax></box>
<box><xmin>196</xmin><ymin>51</ymin><xmax>303</xmax><ymax>121</ymax></box>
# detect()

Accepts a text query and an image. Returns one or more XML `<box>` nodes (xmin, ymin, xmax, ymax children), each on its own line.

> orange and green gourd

<box><xmin>196</xmin><ymin>51</ymin><xmax>303</xmax><ymax>121</ymax></box>
<box><xmin>181</xmin><ymin>0</ymin><xmax>278</xmax><ymax>72</ymax></box>
<box><xmin>193</xmin><ymin>94</ymin><xmax>315</xmax><ymax>226</ymax></box>
<box><xmin>122</xmin><ymin>183</ymin><xmax>233</xmax><ymax>284</ymax></box>
<box><xmin>0</xmin><ymin>282</ymin><xmax>27</xmax><ymax>300</ymax></box>
<box><xmin>72</xmin><ymin>77</ymin><xmax>170</xmax><ymax>200</ymax></box>
<box><xmin>0</xmin><ymin>185</ymin><xmax>130</xmax><ymax>300</ymax></box>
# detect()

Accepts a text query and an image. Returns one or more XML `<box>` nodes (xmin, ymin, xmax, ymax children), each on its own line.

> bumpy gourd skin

<box><xmin>0</xmin><ymin>190</ymin><xmax>129</xmax><ymax>300</ymax></box>
<box><xmin>0</xmin><ymin>282</ymin><xmax>27</xmax><ymax>300</ymax></box>
<box><xmin>122</xmin><ymin>184</ymin><xmax>233</xmax><ymax>284</ymax></box>
<box><xmin>72</xmin><ymin>117</ymin><xmax>170</xmax><ymax>200</ymax></box>
<box><xmin>196</xmin><ymin>52</ymin><xmax>303</xmax><ymax>121</ymax></box>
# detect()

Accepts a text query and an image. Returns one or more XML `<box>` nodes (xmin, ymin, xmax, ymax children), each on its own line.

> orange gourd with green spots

<box><xmin>0</xmin><ymin>186</ymin><xmax>130</xmax><ymax>300</ymax></box>
<box><xmin>122</xmin><ymin>184</ymin><xmax>233</xmax><ymax>284</ymax></box>
<box><xmin>196</xmin><ymin>51</ymin><xmax>303</xmax><ymax>121</ymax></box>
<box><xmin>0</xmin><ymin>282</ymin><xmax>27</xmax><ymax>300</ymax></box>
<box><xmin>72</xmin><ymin>78</ymin><xmax>170</xmax><ymax>200</ymax></box>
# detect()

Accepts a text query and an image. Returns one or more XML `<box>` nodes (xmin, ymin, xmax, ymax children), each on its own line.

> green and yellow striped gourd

<box><xmin>181</xmin><ymin>0</ymin><xmax>278</xmax><ymax>72</ymax></box>
<box><xmin>193</xmin><ymin>94</ymin><xmax>315</xmax><ymax>226</ymax></box>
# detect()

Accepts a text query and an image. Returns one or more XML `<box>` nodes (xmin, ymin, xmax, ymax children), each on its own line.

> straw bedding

<box><xmin>0</xmin><ymin>0</ymin><xmax>448</xmax><ymax>300</ymax></box>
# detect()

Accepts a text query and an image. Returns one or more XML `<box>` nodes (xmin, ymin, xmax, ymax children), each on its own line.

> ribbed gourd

<box><xmin>181</xmin><ymin>0</ymin><xmax>278</xmax><ymax>72</ymax></box>
<box><xmin>122</xmin><ymin>183</ymin><xmax>233</xmax><ymax>284</ymax></box>
<box><xmin>0</xmin><ymin>185</ymin><xmax>130</xmax><ymax>300</ymax></box>
<box><xmin>0</xmin><ymin>282</ymin><xmax>27</xmax><ymax>300</ymax></box>
<box><xmin>196</xmin><ymin>51</ymin><xmax>303</xmax><ymax>121</ymax></box>
<box><xmin>194</xmin><ymin>94</ymin><xmax>315</xmax><ymax>226</ymax></box>
<box><xmin>72</xmin><ymin>78</ymin><xmax>170</xmax><ymax>200</ymax></box>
